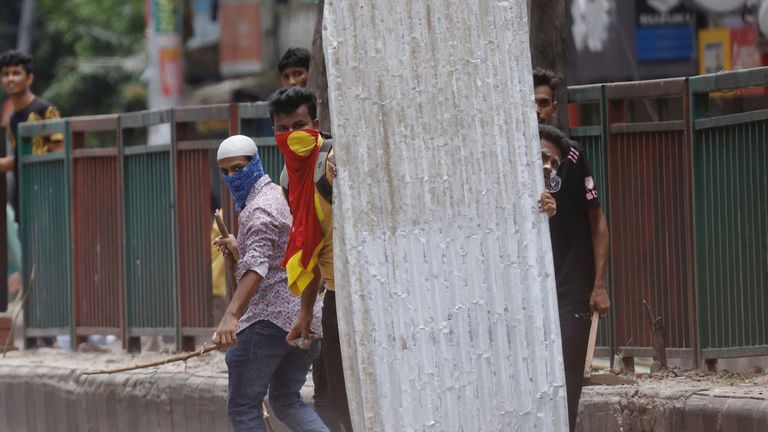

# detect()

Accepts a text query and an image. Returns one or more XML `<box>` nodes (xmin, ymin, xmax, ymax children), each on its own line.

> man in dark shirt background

<box><xmin>534</xmin><ymin>68</ymin><xmax>611</xmax><ymax>432</ymax></box>
<box><xmin>278</xmin><ymin>47</ymin><xmax>310</xmax><ymax>89</ymax></box>
<box><xmin>0</xmin><ymin>50</ymin><xmax>63</xmax><ymax>223</ymax></box>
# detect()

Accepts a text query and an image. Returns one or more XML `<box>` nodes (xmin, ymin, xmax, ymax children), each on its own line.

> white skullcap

<box><xmin>217</xmin><ymin>135</ymin><xmax>258</xmax><ymax>161</ymax></box>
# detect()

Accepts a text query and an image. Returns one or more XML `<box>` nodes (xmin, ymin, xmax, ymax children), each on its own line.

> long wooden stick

<box><xmin>583</xmin><ymin>311</ymin><xmax>599</xmax><ymax>378</ymax></box>
<box><xmin>3</xmin><ymin>264</ymin><xmax>35</xmax><ymax>357</ymax></box>
<box><xmin>214</xmin><ymin>209</ymin><xmax>238</xmax><ymax>294</ymax></box>
<box><xmin>82</xmin><ymin>344</ymin><xmax>220</xmax><ymax>375</ymax></box>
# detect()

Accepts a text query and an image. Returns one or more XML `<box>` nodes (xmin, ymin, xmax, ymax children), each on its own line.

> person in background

<box><xmin>278</xmin><ymin>48</ymin><xmax>310</xmax><ymax>89</ymax></box>
<box><xmin>0</xmin><ymin>50</ymin><xmax>63</xmax><ymax>348</ymax></box>
<box><xmin>0</xmin><ymin>50</ymin><xmax>63</xmax><ymax>224</ymax></box>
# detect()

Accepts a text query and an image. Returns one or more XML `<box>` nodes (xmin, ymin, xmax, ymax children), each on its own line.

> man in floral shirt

<box><xmin>213</xmin><ymin>135</ymin><xmax>327</xmax><ymax>432</ymax></box>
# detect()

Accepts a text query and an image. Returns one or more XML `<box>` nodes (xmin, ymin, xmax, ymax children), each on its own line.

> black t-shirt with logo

<box><xmin>6</xmin><ymin>97</ymin><xmax>63</xmax><ymax>222</ymax></box>
<box><xmin>546</xmin><ymin>140</ymin><xmax>601</xmax><ymax>307</ymax></box>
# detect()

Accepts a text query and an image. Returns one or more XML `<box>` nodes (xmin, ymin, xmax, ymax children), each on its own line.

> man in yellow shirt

<box><xmin>269</xmin><ymin>87</ymin><xmax>350</xmax><ymax>431</ymax></box>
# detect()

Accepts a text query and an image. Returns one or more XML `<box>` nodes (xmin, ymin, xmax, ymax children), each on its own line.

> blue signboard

<box><xmin>637</xmin><ymin>26</ymin><xmax>695</xmax><ymax>61</ymax></box>
<box><xmin>636</xmin><ymin>0</ymin><xmax>697</xmax><ymax>62</ymax></box>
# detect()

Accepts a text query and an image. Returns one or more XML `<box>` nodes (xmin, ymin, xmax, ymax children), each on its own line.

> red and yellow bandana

<box><xmin>276</xmin><ymin>129</ymin><xmax>324</xmax><ymax>295</ymax></box>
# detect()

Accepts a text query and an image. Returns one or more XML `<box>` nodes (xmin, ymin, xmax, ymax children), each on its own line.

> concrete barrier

<box><xmin>2</xmin><ymin>362</ymin><xmax>766</xmax><ymax>432</ymax></box>
<box><xmin>578</xmin><ymin>383</ymin><xmax>768</xmax><ymax>431</ymax></box>
<box><xmin>0</xmin><ymin>363</ymin><xmax>312</xmax><ymax>432</ymax></box>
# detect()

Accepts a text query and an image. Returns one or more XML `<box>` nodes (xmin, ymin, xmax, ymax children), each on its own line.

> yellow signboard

<box><xmin>698</xmin><ymin>28</ymin><xmax>731</xmax><ymax>75</ymax></box>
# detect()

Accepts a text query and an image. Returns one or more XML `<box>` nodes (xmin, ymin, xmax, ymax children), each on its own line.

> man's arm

<box><xmin>286</xmin><ymin>268</ymin><xmax>322</xmax><ymax>347</ymax></box>
<box><xmin>213</xmin><ymin>270</ymin><xmax>263</xmax><ymax>347</ymax></box>
<box><xmin>0</xmin><ymin>156</ymin><xmax>14</xmax><ymax>173</ymax></box>
<box><xmin>588</xmin><ymin>207</ymin><xmax>610</xmax><ymax>316</ymax></box>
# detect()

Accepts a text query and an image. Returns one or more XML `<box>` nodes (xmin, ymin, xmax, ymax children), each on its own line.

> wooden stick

<box><xmin>583</xmin><ymin>311</ymin><xmax>599</xmax><ymax>378</ymax></box>
<box><xmin>214</xmin><ymin>209</ymin><xmax>238</xmax><ymax>294</ymax></box>
<box><xmin>3</xmin><ymin>264</ymin><xmax>35</xmax><ymax>357</ymax></box>
<box><xmin>82</xmin><ymin>344</ymin><xmax>220</xmax><ymax>375</ymax></box>
<box><xmin>214</xmin><ymin>209</ymin><xmax>231</xmax><ymax>238</ymax></box>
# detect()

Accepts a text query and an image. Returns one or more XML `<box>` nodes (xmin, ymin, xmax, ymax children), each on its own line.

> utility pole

<box><xmin>145</xmin><ymin>0</ymin><xmax>184</xmax><ymax>145</ymax></box>
<box><xmin>324</xmin><ymin>1</ymin><xmax>568</xmax><ymax>430</ymax></box>
<box><xmin>529</xmin><ymin>0</ymin><xmax>569</xmax><ymax>131</ymax></box>
<box><xmin>16</xmin><ymin>0</ymin><xmax>36</xmax><ymax>53</ymax></box>
<box><xmin>307</xmin><ymin>0</ymin><xmax>330</xmax><ymax>133</ymax></box>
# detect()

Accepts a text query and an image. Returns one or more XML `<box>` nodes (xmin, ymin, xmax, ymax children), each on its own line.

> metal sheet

<box><xmin>19</xmin><ymin>120</ymin><xmax>71</xmax><ymax>334</ymax></box>
<box><xmin>176</xmin><ymin>148</ymin><xmax>214</xmax><ymax>328</ymax></box>
<box><xmin>71</xmin><ymin>155</ymin><xmax>123</xmax><ymax>331</ymax></box>
<box><xmin>324</xmin><ymin>1</ymin><xmax>567</xmax><ymax>430</ymax></box>
<box><xmin>608</xmin><ymin>129</ymin><xmax>695</xmax><ymax>351</ymax></box>
<box><xmin>124</xmin><ymin>150</ymin><xmax>176</xmax><ymax>329</ymax></box>
<box><xmin>693</xmin><ymin>120</ymin><xmax>768</xmax><ymax>355</ymax></box>
<box><xmin>21</xmin><ymin>160</ymin><xmax>71</xmax><ymax>331</ymax></box>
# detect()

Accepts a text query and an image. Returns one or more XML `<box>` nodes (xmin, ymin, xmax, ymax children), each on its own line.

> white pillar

<box><xmin>325</xmin><ymin>1</ymin><xmax>568</xmax><ymax>431</ymax></box>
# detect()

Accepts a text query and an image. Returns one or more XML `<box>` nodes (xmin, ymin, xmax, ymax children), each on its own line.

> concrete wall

<box><xmin>1</xmin><ymin>363</ymin><xmax>766</xmax><ymax>432</ymax></box>
<box><xmin>578</xmin><ymin>384</ymin><xmax>768</xmax><ymax>431</ymax></box>
<box><xmin>324</xmin><ymin>0</ymin><xmax>568</xmax><ymax>430</ymax></box>
<box><xmin>0</xmin><ymin>364</ymin><xmax>303</xmax><ymax>432</ymax></box>
<box><xmin>0</xmin><ymin>364</ymin><xmax>230</xmax><ymax>432</ymax></box>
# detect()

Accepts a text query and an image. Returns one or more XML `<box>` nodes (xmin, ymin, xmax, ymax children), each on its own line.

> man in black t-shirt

<box><xmin>0</xmin><ymin>50</ymin><xmax>64</xmax><ymax>223</ymax></box>
<box><xmin>535</xmin><ymin>68</ymin><xmax>611</xmax><ymax>432</ymax></box>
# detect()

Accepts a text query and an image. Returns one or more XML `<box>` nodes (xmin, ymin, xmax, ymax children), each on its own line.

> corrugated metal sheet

<box><xmin>71</xmin><ymin>151</ymin><xmax>123</xmax><ymax>332</ymax></box>
<box><xmin>124</xmin><ymin>148</ymin><xmax>176</xmax><ymax>331</ymax></box>
<box><xmin>324</xmin><ymin>1</ymin><xmax>567</xmax><ymax>431</ymax></box>
<box><xmin>18</xmin><ymin>120</ymin><xmax>72</xmax><ymax>334</ymax></box>
<box><xmin>257</xmin><ymin>144</ymin><xmax>284</xmax><ymax>184</ymax></box>
<box><xmin>694</xmin><ymin>119</ymin><xmax>768</xmax><ymax>357</ymax></box>
<box><xmin>608</xmin><ymin>124</ymin><xmax>695</xmax><ymax>354</ymax></box>
<box><xmin>21</xmin><ymin>160</ymin><xmax>71</xmax><ymax>331</ymax></box>
<box><xmin>176</xmin><ymin>148</ymin><xmax>214</xmax><ymax>328</ymax></box>
<box><xmin>70</xmin><ymin>117</ymin><xmax>124</xmax><ymax>337</ymax></box>
<box><xmin>690</xmin><ymin>69</ymin><xmax>768</xmax><ymax>359</ymax></box>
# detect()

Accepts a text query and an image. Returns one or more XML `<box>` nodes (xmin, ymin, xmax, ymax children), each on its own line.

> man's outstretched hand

<box><xmin>286</xmin><ymin>311</ymin><xmax>315</xmax><ymax>349</ymax></box>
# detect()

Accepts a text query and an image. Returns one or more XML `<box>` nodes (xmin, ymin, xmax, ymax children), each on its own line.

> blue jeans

<box><xmin>225</xmin><ymin>320</ymin><xmax>329</xmax><ymax>432</ymax></box>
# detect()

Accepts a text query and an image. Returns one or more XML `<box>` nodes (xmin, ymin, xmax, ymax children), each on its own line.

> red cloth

<box><xmin>275</xmin><ymin>129</ymin><xmax>325</xmax><ymax>294</ymax></box>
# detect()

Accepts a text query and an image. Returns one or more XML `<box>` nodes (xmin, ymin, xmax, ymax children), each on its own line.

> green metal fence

<box><xmin>18</xmin><ymin>119</ymin><xmax>72</xmax><ymax>339</ymax></box>
<box><xmin>120</xmin><ymin>111</ymin><xmax>178</xmax><ymax>348</ymax></box>
<box><xmin>15</xmin><ymin>79</ymin><xmax>768</xmax><ymax>361</ymax></box>
<box><xmin>690</xmin><ymin>68</ymin><xmax>768</xmax><ymax>360</ymax></box>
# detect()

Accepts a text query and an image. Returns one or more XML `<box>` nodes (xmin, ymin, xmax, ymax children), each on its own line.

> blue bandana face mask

<box><xmin>220</xmin><ymin>156</ymin><xmax>265</xmax><ymax>212</ymax></box>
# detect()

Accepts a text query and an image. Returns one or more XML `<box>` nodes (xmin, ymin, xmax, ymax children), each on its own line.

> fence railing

<box><xmin>689</xmin><ymin>68</ymin><xmax>768</xmax><ymax>363</ymax></box>
<box><xmin>19</xmin><ymin>119</ymin><xmax>71</xmax><ymax>339</ymax></box>
<box><xmin>17</xmin><ymin>69</ymin><xmax>768</xmax><ymax>364</ymax></box>
<box><xmin>17</xmin><ymin>102</ymin><xmax>284</xmax><ymax>351</ymax></box>
<box><xmin>607</xmin><ymin>78</ymin><xmax>697</xmax><ymax>365</ymax></box>
<box><xmin>567</xmin><ymin>67</ymin><xmax>768</xmax><ymax>367</ymax></box>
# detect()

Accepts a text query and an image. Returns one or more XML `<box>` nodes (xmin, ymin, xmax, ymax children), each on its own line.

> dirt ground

<box><xmin>585</xmin><ymin>364</ymin><xmax>768</xmax><ymax>397</ymax></box>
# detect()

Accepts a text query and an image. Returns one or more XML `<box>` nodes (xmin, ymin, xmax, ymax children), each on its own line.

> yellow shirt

<box><xmin>315</xmin><ymin>164</ymin><xmax>334</xmax><ymax>290</ymax></box>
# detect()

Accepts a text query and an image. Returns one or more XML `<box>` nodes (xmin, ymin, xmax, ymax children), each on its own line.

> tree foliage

<box><xmin>31</xmin><ymin>0</ymin><xmax>146</xmax><ymax>115</ymax></box>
